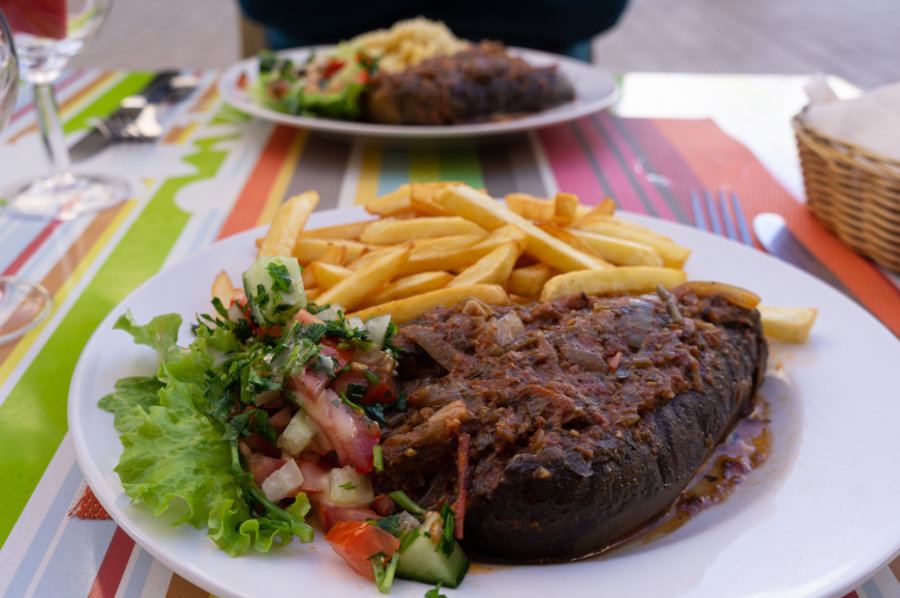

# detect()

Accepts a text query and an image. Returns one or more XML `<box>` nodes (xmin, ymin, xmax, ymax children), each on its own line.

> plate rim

<box><xmin>69</xmin><ymin>208</ymin><xmax>900</xmax><ymax>598</ymax></box>
<box><xmin>216</xmin><ymin>45</ymin><xmax>620</xmax><ymax>139</ymax></box>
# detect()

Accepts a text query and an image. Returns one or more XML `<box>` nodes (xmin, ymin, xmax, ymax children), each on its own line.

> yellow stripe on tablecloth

<box><xmin>162</xmin><ymin>121</ymin><xmax>199</xmax><ymax>145</ymax></box>
<box><xmin>0</xmin><ymin>200</ymin><xmax>138</xmax><ymax>388</ymax></box>
<box><xmin>354</xmin><ymin>145</ymin><xmax>382</xmax><ymax>205</ymax></box>
<box><xmin>255</xmin><ymin>129</ymin><xmax>308</xmax><ymax>226</ymax></box>
<box><xmin>409</xmin><ymin>150</ymin><xmax>441</xmax><ymax>182</ymax></box>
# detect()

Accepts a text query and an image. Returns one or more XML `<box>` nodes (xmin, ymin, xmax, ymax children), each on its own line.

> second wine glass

<box><xmin>1</xmin><ymin>0</ymin><xmax>129</xmax><ymax>220</ymax></box>
<box><xmin>0</xmin><ymin>6</ymin><xmax>53</xmax><ymax>343</ymax></box>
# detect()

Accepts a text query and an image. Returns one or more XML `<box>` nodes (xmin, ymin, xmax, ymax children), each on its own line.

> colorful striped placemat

<box><xmin>1</xmin><ymin>70</ymin><xmax>897</xmax><ymax>598</ymax></box>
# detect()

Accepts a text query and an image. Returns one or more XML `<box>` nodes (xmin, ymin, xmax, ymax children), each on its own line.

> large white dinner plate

<box><xmin>70</xmin><ymin>208</ymin><xmax>900</xmax><ymax>598</ymax></box>
<box><xmin>217</xmin><ymin>46</ymin><xmax>619</xmax><ymax>141</ymax></box>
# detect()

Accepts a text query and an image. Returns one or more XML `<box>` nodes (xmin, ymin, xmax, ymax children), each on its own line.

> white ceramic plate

<box><xmin>217</xmin><ymin>46</ymin><xmax>619</xmax><ymax>140</ymax></box>
<box><xmin>70</xmin><ymin>208</ymin><xmax>900</xmax><ymax>598</ymax></box>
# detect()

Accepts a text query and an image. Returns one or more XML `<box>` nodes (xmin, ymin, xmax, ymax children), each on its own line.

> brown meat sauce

<box><xmin>376</xmin><ymin>290</ymin><xmax>768</xmax><ymax>560</ymax></box>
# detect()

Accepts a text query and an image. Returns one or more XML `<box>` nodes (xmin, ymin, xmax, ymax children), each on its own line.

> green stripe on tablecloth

<box><xmin>0</xmin><ymin>136</ymin><xmax>231</xmax><ymax>547</ymax></box>
<box><xmin>63</xmin><ymin>72</ymin><xmax>157</xmax><ymax>134</ymax></box>
<box><xmin>439</xmin><ymin>148</ymin><xmax>484</xmax><ymax>189</ymax></box>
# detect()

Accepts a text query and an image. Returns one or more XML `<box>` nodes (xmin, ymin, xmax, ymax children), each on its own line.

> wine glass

<box><xmin>0</xmin><ymin>7</ymin><xmax>53</xmax><ymax>343</ymax></box>
<box><xmin>0</xmin><ymin>0</ymin><xmax>129</xmax><ymax>220</ymax></box>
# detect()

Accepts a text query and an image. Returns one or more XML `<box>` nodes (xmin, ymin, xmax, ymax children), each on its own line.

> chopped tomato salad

<box><xmin>100</xmin><ymin>256</ymin><xmax>469</xmax><ymax>593</ymax></box>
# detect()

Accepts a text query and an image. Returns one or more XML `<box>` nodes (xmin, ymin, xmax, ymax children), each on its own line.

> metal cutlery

<box><xmin>69</xmin><ymin>70</ymin><xmax>198</xmax><ymax>161</ymax></box>
<box><xmin>752</xmin><ymin>212</ymin><xmax>858</xmax><ymax>300</ymax></box>
<box><xmin>691</xmin><ymin>191</ymin><xmax>860</xmax><ymax>302</ymax></box>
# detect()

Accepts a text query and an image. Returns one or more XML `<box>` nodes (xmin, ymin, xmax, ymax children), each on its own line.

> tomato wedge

<box><xmin>324</xmin><ymin>521</ymin><xmax>400</xmax><ymax>581</ymax></box>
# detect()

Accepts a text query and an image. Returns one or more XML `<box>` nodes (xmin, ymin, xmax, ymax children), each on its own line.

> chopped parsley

<box><xmin>266</xmin><ymin>262</ymin><xmax>293</xmax><ymax>293</ymax></box>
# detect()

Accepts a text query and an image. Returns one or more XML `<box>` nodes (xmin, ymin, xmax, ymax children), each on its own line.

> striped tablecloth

<box><xmin>1</xmin><ymin>69</ymin><xmax>898</xmax><ymax>598</ymax></box>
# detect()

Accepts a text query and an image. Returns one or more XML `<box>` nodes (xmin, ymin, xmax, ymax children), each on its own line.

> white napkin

<box><xmin>803</xmin><ymin>74</ymin><xmax>900</xmax><ymax>162</ymax></box>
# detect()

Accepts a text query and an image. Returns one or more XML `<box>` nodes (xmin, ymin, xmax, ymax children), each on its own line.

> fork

<box><xmin>690</xmin><ymin>190</ymin><xmax>753</xmax><ymax>246</ymax></box>
<box><xmin>88</xmin><ymin>102</ymin><xmax>163</xmax><ymax>142</ymax></box>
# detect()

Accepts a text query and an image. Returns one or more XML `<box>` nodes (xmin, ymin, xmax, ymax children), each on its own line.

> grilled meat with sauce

<box><xmin>375</xmin><ymin>287</ymin><xmax>768</xmax><ymax>561</ymax></box>
<box><xmin>363</xmin><ymin>41</ymin><xmax>575</xmax><ymax>125</ymax></box>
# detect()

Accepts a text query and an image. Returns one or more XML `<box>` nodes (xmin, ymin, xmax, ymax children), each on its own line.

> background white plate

<box><xmin>70</xmin><ymin>208</ymin><xmax>900</xmax><ymax>598</ymax></box>
<box><xmin>217</xmin><ymin>47</ymin><xmax>619</xmax><ymax>141</ymax></box>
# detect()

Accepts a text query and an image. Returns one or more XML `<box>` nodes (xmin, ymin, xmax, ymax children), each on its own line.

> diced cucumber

<box><xmin>242</xmin><ymin>256</ymin><xmax>307</xmax><ymax>327</ymax></box>
<box><xmin>276</xmin><ymin>410</ymin><xmax>315</xmax><ymax>456</ymax></box>
<box><xmin>313</xmin><ymin>304</ymin><xmax>344</xmax><ymax>322</ymax></box>
<box><xmin>325</xmin><ymin>465</ymin><xmax>374</xmax><ymax>505</ymax></box>
<box><xmin>346</xmin><ymin>315</ymin><xmax>365</xmax><ymax>334</ymax></box>
<box><xmin>365</xmin><ymin>314</ymin><xmax>392</xmax><ymax>349</ymax></box>
<box><xmin>396</xmin><ymin>512</ymin><xmax>469</xmax><ymax>589</ymax></box>
<box><xmin>260</xmin><ymin>458</ymin><xmax>304</xmax><ymax>502</ymax></box>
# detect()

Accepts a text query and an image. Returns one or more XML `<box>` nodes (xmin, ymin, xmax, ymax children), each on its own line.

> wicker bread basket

<box><xmin>793</xmin><ymin>109</ymin><xmax>900</xmax><ymax>272</ymax></box>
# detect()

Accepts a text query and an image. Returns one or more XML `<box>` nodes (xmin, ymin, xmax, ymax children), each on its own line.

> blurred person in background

<box><xmin>236</xmin><ymin>0</ymin><xmax>630</xmax><ymax>61</ymax></box>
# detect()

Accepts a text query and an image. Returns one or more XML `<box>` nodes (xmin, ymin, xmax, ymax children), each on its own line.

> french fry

<box><xmin>365</xmin><ymin>184</ymin><xmax>412</xmax><ymax>217</ymax></box>
<box><xmin>300</xmin><ymin>220</ymin><xmax>372</xmax><ymax>240</ymax></box>
<box><xmin>574</xmin><ymin>198</ymin><xmax>616</xmax><ymax>222</ymax></box>
<box><xmin>410</xmin><ymin>181</ymin><xmax>464</xmax><ymax>216</ymax></box>
<box><xmin>539</xmin><ymin>224</ymin><xmax>607</xmax><ymax>260</ymax></box>
<box><xmin>368</xmin><ymin>271</ymin><xmax>454</xmax><ymax>305</ymax></box>
<box><xmin>540</xmin><ymin>266</ymin><xmax>687</xmax><ymax>301</ymax></box>
<box><xmin>449</xmin><ymin>242</ymin><xmax>522</xmax><ymax>287</ymax></box>
<box><xmin>396</xmin><ymin>225</ymin><xmax>527</xmax><ymax>277</ymax></box>
<box><xmin>757</xmin><ymin>306</ymin><xmax>818</xmax><ymax>343</ymax></box>
<box><xmin>677</xmin><ymin>281</ymin><xmax>760</xmax><ymax>310</ymax></box>
<box><xmin>305</xmin><ymin>287</ymin><xmax>322</xmax><ymax>301</ymax></box>
<box><xmin>346</xmin><ymin>233</ymin><xmax>486</xmax><ymax>272</ymax></box>
<box><xmin>211</xmin><ymin>270</ymin><xmax>238</xmax><ymax>304</ymax></box>
<box><xmin>359</xmin><ymin>216</ymin><xmax>485</xmax><ymax>244</ymax></box>
<box><xmin>574</xmin><ymin>217</ymin><xmax>691</xmax><ymax>268</ymax></box>
<box><xmin>258</xmin><ymin>191</ymin><xmax>319</xmax><ymax>257</ymax></box>
<box><xmin>301</xmin><ymin>267</ymin><xmax>317</xmax><ymax>289</ymax></box>
<box><xmin>349</xmin><ymin>284</ymin><xmax>511</xmax><ymax>325</ymax></box>
<box><xmin>435</xmin><ymin>185</ymin><xmax>612</xmax><ymax>272</ymax></box>
<box><xmin>315</xmin><ymin>245</ymin><xmax>412</xmax><ymax>311</ymax></box>
<box><xmin>563</xmin><ymin>227</ymin><xmax>664</xmax><ymax>267</ymax></box>
<box><xmin>553</xmin><ymin>192</ymin><xmax>579</xmax><ymax>224</ymax></box>
<box><xmin>308</xmin><ymin>262</ymin><xmax>352</xmax><ymax>290</ymax></box>
<box><xmin>316</xmin><ymin>246</ymin><xmax>348</xmax><ymax>266</ymax></box>
<box><xmin>504</xmin><ymin>192</ymin><xmax>555</xmax><ymax>222</ymax></box>
<box><xmin>294</xmin><ymin>238</ymin><xmax>372</xmax><ymax>265</ymax></box>
<box><xmin>508</xmin><ymin>263</ymin><xmax>554</xmax><ymax>297</ymax></box>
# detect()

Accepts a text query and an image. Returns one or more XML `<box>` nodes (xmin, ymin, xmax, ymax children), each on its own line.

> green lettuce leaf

<box><xmin>113</xmin><ymin>310</ymin><xmax>182</xmax><ymax>364</ymax></box>
<box><xmin>99</xmin><ymin>311</ymin><xmax>314</xmax><ymax>556</ymax></box>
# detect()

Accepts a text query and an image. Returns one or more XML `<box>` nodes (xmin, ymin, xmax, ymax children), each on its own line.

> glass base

<box><xmin>3</xmin><ymin>171</ymin><xmax>130</xmax><ymax>220</ymax></box>
<box><xmin>0</xmin><ymin>276</ymin><xmax>53</xmax><ymax>345</ymax></box>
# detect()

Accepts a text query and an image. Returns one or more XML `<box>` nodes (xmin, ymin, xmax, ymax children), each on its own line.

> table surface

<box><xmin>0</xmin><ymin>68</ymin><xmax>898</xmax><ymax>598</ymax></box>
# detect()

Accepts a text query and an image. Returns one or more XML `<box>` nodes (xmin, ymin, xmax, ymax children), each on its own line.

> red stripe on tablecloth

<box><xmin>582</xmin><ymin>114</ymin><xmax>677</xmax><ymax>220</ymax></box>
<box><xmin>841</xmin><ymin>592</ymin><xmax>859</xmax><ymax>598</ymax></box>
<box><xmin>652</xmin><ymin>118</ymin><xmax>900</xmax><ymax>336</ymax></box>
<box><xmin>537</xmin><ymin>123</ymin><xmax>610</xmax><ymax>206</ymax></box>
<box><xmin>86</xmin><ymin>526</ymin><xmax>135</xmax><ymax>598</ymax></box>
<box><xmin>605</xmin><ymin>115</ymin><xmax>701</xmax><ymax>223</ymax></box>
<box><xmin>2</xmin><ymin>222</ymin><xmax>61</xmax><ymax>276</ymax></box>
<box><xmin>217</xmin><ymin>124</ymin><xmax>297</xmax><ymax>240</ymax></box>
<box><xmin>573</xmin><ymin>115</ymin><xmax>643</xmax><ymax>212</ymax></box>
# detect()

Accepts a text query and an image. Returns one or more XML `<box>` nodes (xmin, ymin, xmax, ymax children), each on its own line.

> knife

<box><xmin>69</xmin><ymin>70</ymin><xmax>196</xmax><ymax>162</ymax></box>
<box><xmin>752</xmin><ymin>212</ymin><xmax>860</xmax><ymax>303</ymax></box>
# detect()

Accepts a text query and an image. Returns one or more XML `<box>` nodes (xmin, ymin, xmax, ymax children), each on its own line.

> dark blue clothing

<box><xmin>238</xmin><ymin>0</ymin><xmax>629</xmax><ymax>61</ymax></box>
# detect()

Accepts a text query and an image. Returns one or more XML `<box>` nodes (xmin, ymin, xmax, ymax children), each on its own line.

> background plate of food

<box><xmin>217</xmin><ymin>18</ymin><xmax>619</xmax><ymax>141</ymax></box>
<box><xmin>70</xmin><ymin>187</ymin><xmax>900</xmax><ymax>598</ymax></box>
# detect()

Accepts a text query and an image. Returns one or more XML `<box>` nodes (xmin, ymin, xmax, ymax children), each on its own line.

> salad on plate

<box><xmin>99</xmin><ymin>255</ymin><xmax>468</xmax><ymax>594</ymax></box>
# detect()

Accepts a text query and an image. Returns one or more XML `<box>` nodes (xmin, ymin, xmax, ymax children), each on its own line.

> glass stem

<box><xmin>32</xmin><ymin>82</ymin><xmax>71</xmax><ymax>173</ymax></box>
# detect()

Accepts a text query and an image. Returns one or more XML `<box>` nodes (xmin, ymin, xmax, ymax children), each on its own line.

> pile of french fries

<box><xmin>215</xmin><ymin>182</ymin><xmax>817</xmax><ymax>342</ymax></box>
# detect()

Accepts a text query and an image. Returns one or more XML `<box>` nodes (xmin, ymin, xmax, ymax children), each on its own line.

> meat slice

<box><xmin>375</xmin><ymin>288</ymin><xmax>768</xmax><ymax>561</ymax></box>
<box><xmin>364</xmin><ymin>41</ymin><xmax>575</xmax><ymax>125</ymax></box>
